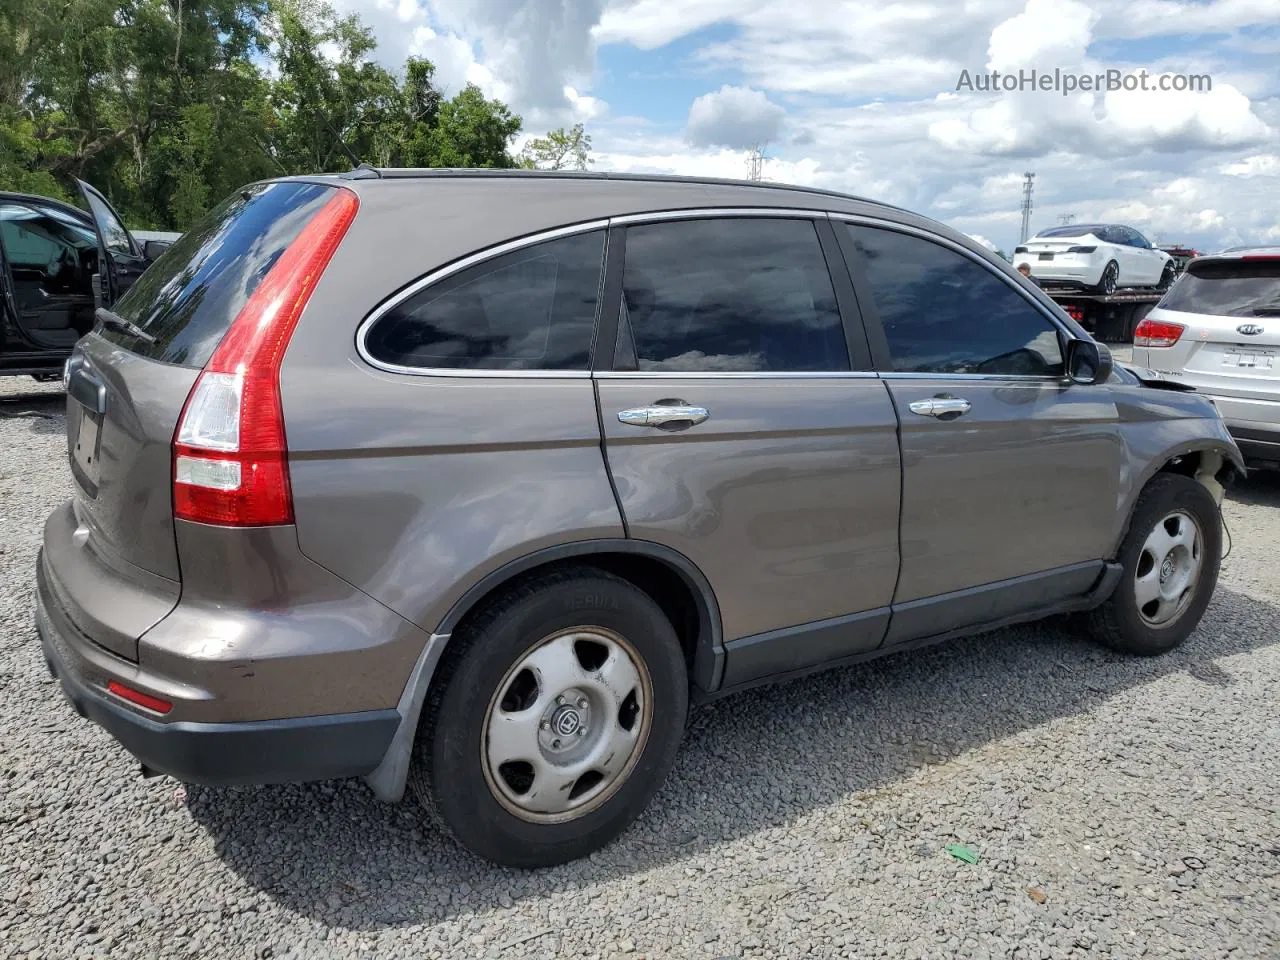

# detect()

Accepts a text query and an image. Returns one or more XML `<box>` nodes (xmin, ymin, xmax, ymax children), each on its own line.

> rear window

<box><xmin>363</xmin><ymin>230</ymin><xmax>605</xmax><ymax>371</ymax></box>
<box><xmin>1035</xmin><ymin>224</ymin><xmax>1105</xmax><ymax>239</ymax></box>
<box><xmin>1157</xmin><ymin>260</ymin><xmax>1280</xmax><ymax>318</ymax></box>
<box><xmin>102</xmin><ymin>181</ymin><xmax>337</xmax><ymax>368</ymax></box>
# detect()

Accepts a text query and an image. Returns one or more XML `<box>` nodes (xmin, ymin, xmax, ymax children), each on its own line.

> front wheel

<box><xmin>1157</xmin><ymin>262</ymin><xmax>1176</xmax><ymax>292</ymax></box>
<box><xmin>1085</xmin><ymin>474</ymin><xmax>1221</xmax><ymax>656</ymax></box>
<box><xmin>409</xmin><ymin>567</ymin><xmax>689</xmax><ymax>868</ymax></box>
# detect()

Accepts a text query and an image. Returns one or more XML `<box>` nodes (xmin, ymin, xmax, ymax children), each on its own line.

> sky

<box><xmin>334</xmin><ymin>0</ymin><xmax>1280</xmax><ymax>255</ymax></box>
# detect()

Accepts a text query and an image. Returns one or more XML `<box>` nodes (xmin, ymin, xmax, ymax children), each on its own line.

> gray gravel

<box><xmin>2</xmin><ymin>374</ymin><xmax>1278</xmax><ymax>960</ymax></box>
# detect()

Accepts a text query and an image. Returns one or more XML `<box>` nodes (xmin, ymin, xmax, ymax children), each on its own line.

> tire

<box><xmin>408</xmin><ymin>566</ymin><xmax>689</xmax><ymax>868</ymax></box>
<box><xmin>1095</xmin><ymin>260</ymin><xmax>1119</xmax><ymax>295</ymax></box>
<box><xmin>1085</xmin><ymin>474</ymin><xmax>1221</xmax><ymax>656</ymax></box>
<box><xmin>1157</xmin><ymin>263</ymin><xmax>1176</xmax><ymax>292</ymax></box>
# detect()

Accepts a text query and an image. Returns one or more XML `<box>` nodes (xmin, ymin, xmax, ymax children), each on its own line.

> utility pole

<box><xmin>1019</xmin><ymin>171</ymin><xmax>1036</xmax><ymax>243</ymax></box>
<box><xmin>746</xmin><ymin>143</ymin><xmax>768</xmax><ymax>181</ymax></box>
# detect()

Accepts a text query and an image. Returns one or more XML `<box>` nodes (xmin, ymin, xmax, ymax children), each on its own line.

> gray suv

<box><xmin>36</xmin><ymin>171</ymin><xmax>1243</xmax><ymax>868</ymax></box>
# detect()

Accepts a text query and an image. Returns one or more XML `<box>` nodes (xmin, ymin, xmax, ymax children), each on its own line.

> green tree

<box><xmin>405</xmin><ymin>83</ymin><xmax>522</xmax><ymax>168</ymax></box>
<box><xmin>0</xmin><ymin>0</ymin><xmax>529</xmax><ymax>228</ymax></box>
<box><xmin>518</xmin><ymin>123</ymin><xmax>592</xmax><ymax>170</ymax></box>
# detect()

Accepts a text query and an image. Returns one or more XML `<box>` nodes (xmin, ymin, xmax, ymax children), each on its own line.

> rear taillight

<box><xmin>1067</xmin><ymin>245</ymin><xmax>1097</xmax><ymax>254</ymax></box>
<box><xmin>1064</xmin><ymin>303</ymin><xmax>1084</xmax><ymax>323</ymax></box>
<box><xmin>1133</xmin><ymin>318</ymin><xmax>1185</xmax><ymax>348</ymax></box>
<box><xmin>172</xmin><ymin>188</ymin><xmax>358</xmax><ymax>526</ymax></box>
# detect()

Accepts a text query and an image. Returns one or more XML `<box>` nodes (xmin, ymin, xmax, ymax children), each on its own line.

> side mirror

<box><xmin>1067</xmin><ymin>338</ymin><xmax>1113</xmax><ymax>384</ymax></box>
<box><xmin>142</xmin><ymin>239</ymin><xmax>171</xmax><ymax>262</ymax></box>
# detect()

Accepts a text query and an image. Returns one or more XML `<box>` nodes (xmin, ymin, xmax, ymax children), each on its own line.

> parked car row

<box><xmin>35</xmin><ymin>170</ymin><xmax>1242</xmax><ymax>869</ymax></box>
<box><xmin>0</xmin><ymin>181</ymin><xmax>177</xmax><ymax>378</ymax></box>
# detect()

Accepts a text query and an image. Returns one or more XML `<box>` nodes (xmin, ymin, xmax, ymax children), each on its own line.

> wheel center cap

<box><xmin>551</xmin><ymin>706</ymin><xmax>582</xmax><ymax>737</ymax></box>
<box><xmin>1160</xmin><ymin>556</ymin><xmax>1175</xmax><ymax>581</ymax></box>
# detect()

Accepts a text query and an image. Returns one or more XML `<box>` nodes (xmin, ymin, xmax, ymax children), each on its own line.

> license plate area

<box><xmin>1222</xmin><ymin>345</ymin><xmax>1277</xmax><ymax>370</ymax></box>
<box><xmin>1038</xmin><ymin>253</ymin><xmax>1054</xmax><ymax>260</ymax></box>
<box><xmin>71</xmin><ymin>402</ymin><xmax>103</xmax><ymax>489</ymax></box>
<box><xmin>66</xmin><ymin>362</ymin><xmax>107</xmax><ymax>491</ymax></box>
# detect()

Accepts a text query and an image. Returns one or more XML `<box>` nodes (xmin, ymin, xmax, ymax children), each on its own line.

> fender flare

<box><xmin>364</xmin><ymin>538</ymin><xmax>724</xmax><ymax>803</ymax></box>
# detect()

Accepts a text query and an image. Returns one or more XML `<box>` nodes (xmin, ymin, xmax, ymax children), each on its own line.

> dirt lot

<box><xmin>2</xmin><ymin>377</ymin><xmax>1277</xmax><ymax>960</ymax></box>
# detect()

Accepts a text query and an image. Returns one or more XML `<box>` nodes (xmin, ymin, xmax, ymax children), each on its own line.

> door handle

<box><xmin>618</xmin><ymin>404</ymin><xmax>710</xmax><ymax>427</ymax></box>
<box><xmin>908</xmin><ymin>397</ymin><xmax>971</xmax><ymax>418</ymax></box>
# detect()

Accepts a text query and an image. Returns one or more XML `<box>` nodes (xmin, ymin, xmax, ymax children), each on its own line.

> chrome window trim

<box><xmin>595</xmin><ymin>370</ymin><xmax>878</xmax><ymax>380</ymax></box>
<box><xmin>610</xmin><ymin>206</ymin><xmax>827</xmax><ymax>225</ymax></box>
<box><xmin>355</xmin><ymin>219</ymin><xmax>609</xmax><ymax>378</ymax></box>
<box><xmin>829</xmin><ymin>212</ymin><xmax>1077</xmax><ymax>342</ymax></box>
<box><xmin>357</xmin><ymin>207</ymin><xmax>845</xmax><ymax>379</ymax></box>
<box><xmin>879</xmin><ymin>372</ymin><xmax>1066</xmax><ymax>382</ymax></box>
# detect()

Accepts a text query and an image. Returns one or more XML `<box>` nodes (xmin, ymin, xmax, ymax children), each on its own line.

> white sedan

<box><xmin>1013</xmin><ymin>223</ymin><xmax>1176</xmax><ymax>294</ymax></box>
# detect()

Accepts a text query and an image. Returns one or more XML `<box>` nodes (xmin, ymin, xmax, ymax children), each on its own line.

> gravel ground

<box><xmin>2</xmin><ymin>375</ymin><xmax>1278</xmax><ymax>960</ymax></box>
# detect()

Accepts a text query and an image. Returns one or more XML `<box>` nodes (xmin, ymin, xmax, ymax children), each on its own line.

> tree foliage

<box><xmin>519</xmin><ymin>123</ymin><xmax>592</xmax><ymax>171</ymax></box>
<box><xmin>0</xmin><ymin>0</ymin><xmax>575</xmax><ymax>229</ymax></box>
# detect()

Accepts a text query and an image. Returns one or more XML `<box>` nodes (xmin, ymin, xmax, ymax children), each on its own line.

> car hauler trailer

<box><xmin>1042</xmin><ymin>285</ymin><xmax>1165</xmax><ymax>344</ymax></box>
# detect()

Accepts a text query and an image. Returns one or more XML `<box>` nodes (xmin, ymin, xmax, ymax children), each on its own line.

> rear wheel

<box><xmin>409</xmin><ymin>568</ymin><xmax>688</xmax><ymax>868</ymax></box>
<box><xmin>1096</xmin><ymin>260</ymin><xmax>1119</xmax><ymax>295</ymax></box>
<box><xmin>1157</xmin><ymin>262</ymin><xmax>1176</xmax><ymax>292</ymax></box>
<box><xmin>1085</xmin><ymin>474</ymin><xmax>1221</xmax><ymax>656</ymax></box>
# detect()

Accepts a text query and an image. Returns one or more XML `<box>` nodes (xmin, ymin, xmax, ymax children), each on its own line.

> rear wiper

<box><xmin>96</xmin><ymin>307</ymin><xmax>155</xmax><ymax>344</ymax></box>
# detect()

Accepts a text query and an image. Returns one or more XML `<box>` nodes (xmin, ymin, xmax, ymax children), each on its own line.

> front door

<box><xmin>839</xmin><ymin>221</ymin><xmax>1123</xmax><ymax>643</ymax></box>
<box><xmin>76</xmin><ymin>179</ymin><xmax>148</xmax><ymax>305</ymax></box>
<box><xmin>595</xmin><ymin>215</ymin><xmax>902</xmax><ymax>687</ymax></box>
<box><xmin>0</xmin><ymin>201</ymin><xmax>97</xmax><ymax>349</ymax></box>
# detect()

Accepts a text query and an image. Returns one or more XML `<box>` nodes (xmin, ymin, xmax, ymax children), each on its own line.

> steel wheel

<box><xmin>1134</xmin><ymin>509</ymin><xmax>1203</xmax><ymax>627</ymax></box>
<box><xmin>481</xmin><ymin>627</ymin><xmax>653</xmax><ymax>824</ymax></box>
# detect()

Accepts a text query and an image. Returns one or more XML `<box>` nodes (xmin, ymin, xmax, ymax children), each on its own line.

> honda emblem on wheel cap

<box><xmin>1237</xmin><ymin>323</ymin><xmax>1264</xmax><ymax>336</ymax></box>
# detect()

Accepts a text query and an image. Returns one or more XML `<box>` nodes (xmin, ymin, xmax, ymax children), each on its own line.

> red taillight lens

<box><xmin>107</xmin><ymin>680</ymin><xmax>173</xmax><ymax>714</ymax></box>
<box><xmin>173</xmin><ymin>188</ymin><xmax>358</xmax><ymax>526</ymax></box>
<box><xmin>1065</xmin><ymin>304</ymin><xmax>1084</xmax><ymax>322</ymax></box>
<box><xmin>1133</xmin><ymin>318</ymin><xmax>1186</xmax><ymax>348</ymax></box>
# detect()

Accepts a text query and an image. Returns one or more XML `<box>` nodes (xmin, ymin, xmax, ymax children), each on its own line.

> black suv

<box><xmin>0</xmin><ymin>180</ymin><xmax>174</xmax><ymax>379</ymax></box>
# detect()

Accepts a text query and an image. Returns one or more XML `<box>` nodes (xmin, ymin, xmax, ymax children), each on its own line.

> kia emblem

<box><xmin>1237</xmin><ymin>323</ymin><xmax>1264</xmax><ymax>336</ymax></box>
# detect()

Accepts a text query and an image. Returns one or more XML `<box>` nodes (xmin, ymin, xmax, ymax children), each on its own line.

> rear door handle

<box><xmin>618</xmin><ymin>404</ymin><xmax>710</xmax><ymax>427</ymax></box>
<box><xmin>908</xmin><ymin>397</ymin><xmax>971</xmax><ymax>418</ymax></box>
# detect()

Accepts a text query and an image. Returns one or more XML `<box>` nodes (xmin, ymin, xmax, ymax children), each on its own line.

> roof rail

<box><xmin>355</xmin><ymin>167</ymin><xmax>899</xmax><ymax>212</ymax></box>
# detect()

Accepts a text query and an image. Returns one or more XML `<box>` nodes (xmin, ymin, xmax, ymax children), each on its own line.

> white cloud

<box><xmin>1092</xmin><ymin>0</ymin><xmax>1280</xmax><ymax>39</ymax></box>
<box><xmin>987</xmin><ymin>0</ymin><xmax>1096</xmax><ymax>73</ymax></box>
<box><xmin>1221</xmin><ymin>154</ymin><xmax>1280</xmax><ymax>177</ymax></box>
<box><xmin>426</xmin><ymin>0</ymin><xmax>606</xmax><ymax>119</ymax></box>
<box><xmin>594</xmin><ymin>0</ymin><xmax>755</xmax><ymax>49</ymax></box>
<box><xmin>685</xmin><ymin>85</ymin><xmax>786</xmax><ymax>149</ymax></box>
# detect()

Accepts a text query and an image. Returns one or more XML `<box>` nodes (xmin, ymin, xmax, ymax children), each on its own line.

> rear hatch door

<box><xmin>1155</xmin><ymin>257</ymin><xmax>1280</xmax><ymax>401</ymax></box>
<box><xmin>60</xmin><ymin>180</ymin><xmax>342</xmax><ymax>659</ymax></box>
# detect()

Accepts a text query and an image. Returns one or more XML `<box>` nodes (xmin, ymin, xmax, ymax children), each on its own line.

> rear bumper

<box><xmin>1196</xmin><ymin>394</ymin><xmax>1280</xmax><ymax>466</ymax></box>
<box><xmin>36</xmin><ymin>550</ymin><xmax>399</xmax><ymax>785</ymax></box>
<box><xmin>1225</xmin><ymin>424</ymin><xmax>1280</xmax><ymax>466</ymax></box>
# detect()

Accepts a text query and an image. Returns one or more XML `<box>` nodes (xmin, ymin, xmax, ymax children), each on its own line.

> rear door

<box><xmin>59</xmin><ymin>180</ymin><xmax>341</xmax><ymax>658</ymax></box>
<box><xmin>75</xmin><ymin>179</ymin><xmax>148</xmax><ymax>304</ymax></box>
<box><xmin>837</xmin><ymin>219</ymin><xmax>1122</xmax><ymax>644</ymax></box>
<box><xmin>1146</xmin><ymin>256</ymin><xmax>1280</xmax><ymax>404</ymax></box>
<box><xmin>595</xmin><ymin>213</ymin><xmax>902</xmax><ymax>686</ymax></box>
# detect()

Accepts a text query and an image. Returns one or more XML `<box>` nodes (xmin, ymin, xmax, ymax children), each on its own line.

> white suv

<box><xmin>1131</xmin><ymin>247</ymin><xmax>1280</xmax><ymax>468</ymax></box>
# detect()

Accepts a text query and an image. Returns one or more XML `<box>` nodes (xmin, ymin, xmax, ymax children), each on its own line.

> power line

<box><xmin>746</xmin><ymin>143</ymin><xmax>768</xmax><ymax>181</ymax></box>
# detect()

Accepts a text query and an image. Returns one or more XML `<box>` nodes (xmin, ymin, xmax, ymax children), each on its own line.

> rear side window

<box><xmin>1157</xmin><ymin>260</ymin><xmax>1280</xmax><ymax>318</ymax></box>
<box><xmin>363</xmin><ymin>230</ymin><xmax>605</xmax><ymax>371</ymax></box>
<box><xmin>104</xmin><ymin>182</ymin><xmax>338</xmax><ymax>368</ymax></box>
<box><xmin>615</xmin><ymin>218</ymin><xmax>848</xmax><ymax>373</ymax></box>
<box><xmin>847</xmin><ymin>224</ymin><xmax>1063</xmax><ymax>376</ymax></box>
